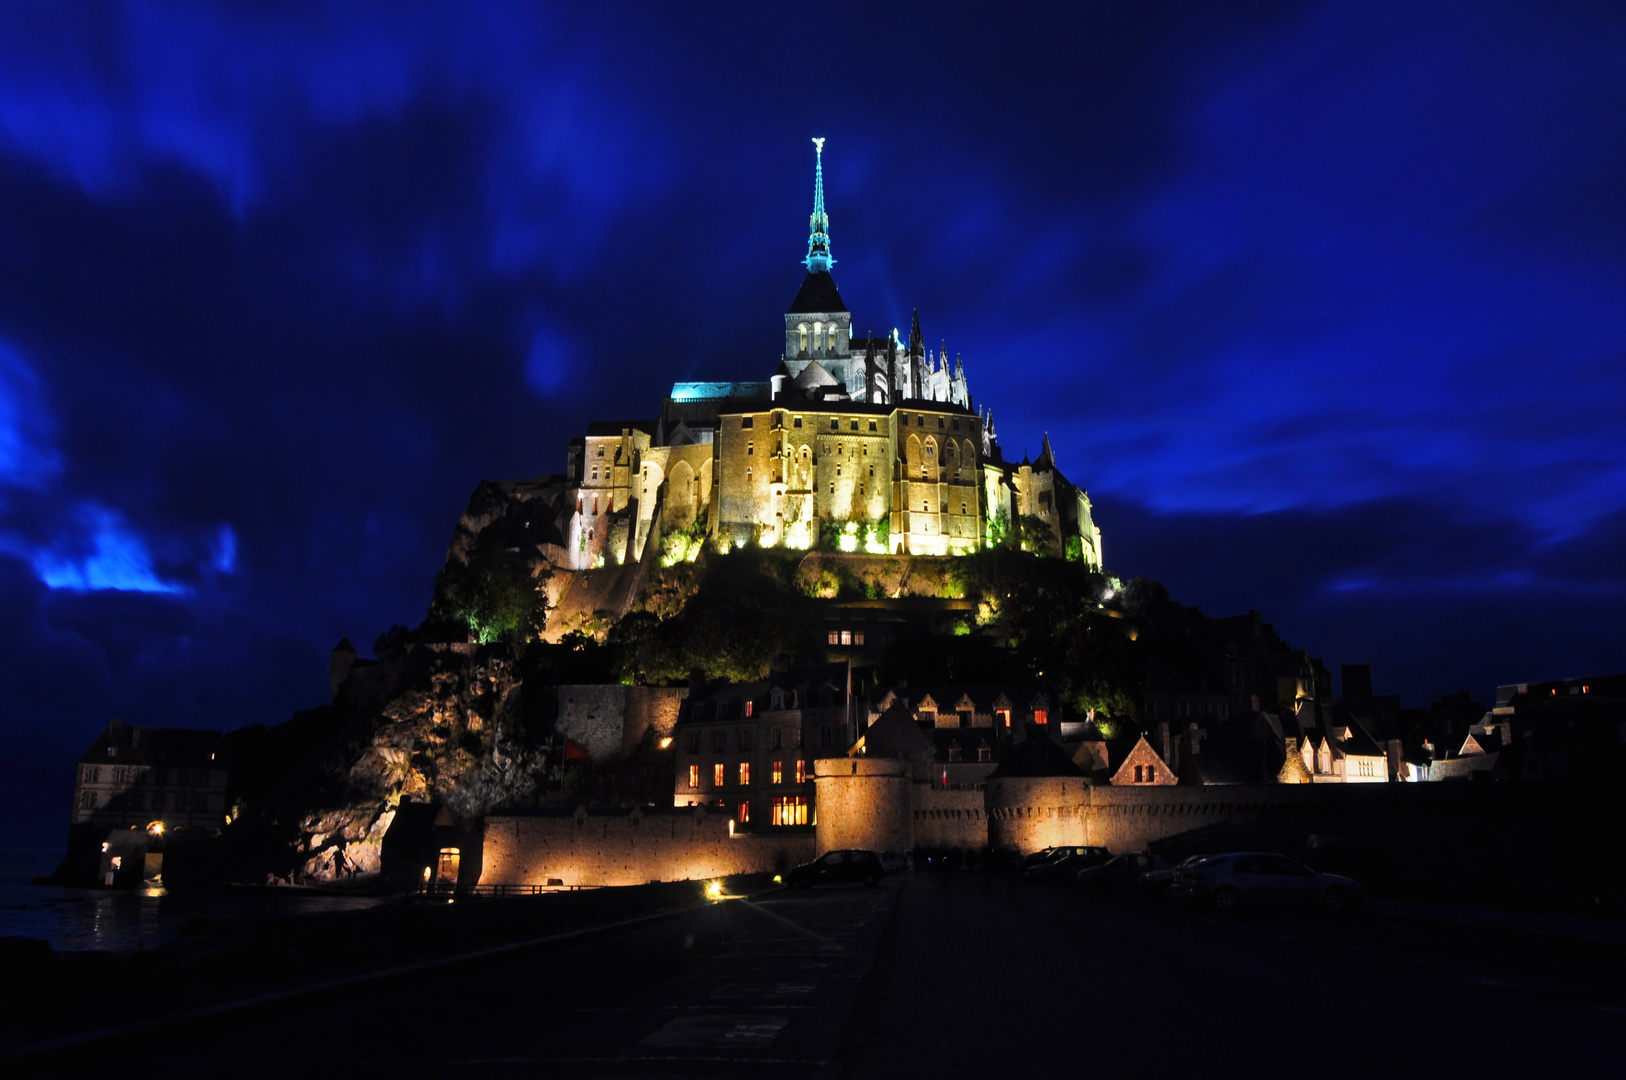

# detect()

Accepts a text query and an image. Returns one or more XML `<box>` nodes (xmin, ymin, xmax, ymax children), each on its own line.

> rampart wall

<box><xmin>624</xmin><ymin>686</ymin><xmax>689</xmax><ymax>753</ymax></box>
<box><xmin>911</xmin><ymin>786</ymin><xmax>985</xmax><ymax>850</ymax></box>
<box><xmin>987</xmin><ymin>776</ymin><xmax>1089</xmax><ymax>853</ymax></box>
<box><xmin>480</xmin><ymin>807</ymin><xmax>815</xmax><ymax>888</ymax></box>
<box><xmin>551</xmin><ymin>684</ymin><xmax>690</xmax><ymax>760</ymax></box>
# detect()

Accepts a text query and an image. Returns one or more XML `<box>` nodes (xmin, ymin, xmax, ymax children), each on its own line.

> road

<box><xmin>26</xmin><ymin>874</ymin><xmax>1626</xmax><ymax>1078</ymax></box>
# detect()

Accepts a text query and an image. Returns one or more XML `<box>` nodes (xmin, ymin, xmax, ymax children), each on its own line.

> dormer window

<box><xmin>948</xmin><ymin>746</ymin><xmax>961</xmax><ymax>762</ymax></box>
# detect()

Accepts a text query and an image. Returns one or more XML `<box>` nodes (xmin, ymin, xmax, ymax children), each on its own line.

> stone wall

<box><xmin>986</xmin><ymin>775</ymin><xmax>1090</xmax><ymax>854</ymax></box>
<box><xmin>480</xmin><ymin>806</ymin><xmax>815</xmax><ymax>888</ymax></box>
<box><xmin>624</xmin><ymin>685</ymin><xmax>689</xmax><ymax>754</ymax></box>
<box><xmin>911</xmin><ymin>785</ymin><xmax>985</xmax><ymax>850</ymax></box>
<box><xmin>555</xmin><ymin>685</ymin><xmax>627</xmax><ymax>760</ymax></box>
<box><xmin>814</xmin><ymin>757</ymin><xmax>912</xmax><ymax>855</ymax></box>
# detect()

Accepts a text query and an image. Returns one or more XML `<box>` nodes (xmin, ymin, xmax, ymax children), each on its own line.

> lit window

<box><xmin>1033</xmin><ymin>709</ymin><xmax>1048</xmax><ymax>725</ymax></box>
<box><xmin>840</xmin><ymin>630</ymin><xmax>852</xmax><ymax>645</ymax></box>
<box><xmin>688</xmin><ymin>764</ymin><xmax>700</xmax><ymax>788</ymax></box>
<box><xmin>738</xmin><ymin>801</ymin><xmax>750</xmax><ymax>823</ymax></box>
<box><xmin>745</xmin><ymin>701</ymin><xmax>753</xmax><ymax>717</ymax></box>
<box><xmin>853</xmin><ymin>631</ymin><xmax>864</xmax><ymax>646</ymax></box>
<box><xmin>714</xmin><ymin>763</ymin><xmax>725</xmax><ymax>787</ymax></box>
<box><xmin>772</xmin><ymin>760</ymin><xmax>783</xmax><ymax>784</ymax></box>
<box><xmin>828</xmin><ymin>630</ymin><xmax>840</xmax><ymax>645</ymax></box>
<box><xmin>739</xmin><ymin>762</ymin><xmax>751</xmax><ymax>785</ymax></box>
<box><xmin>795</xmin><ymin>759</ymin><xmax>806</xmax><ymax>784</ymax></box>
<box><xmin>771</xmin><ymin>796</ymin><xmax>809</xmax><ymax>826</ymax></box>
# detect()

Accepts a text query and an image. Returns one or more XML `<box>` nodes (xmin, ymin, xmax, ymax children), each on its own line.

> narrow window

<box><xmin>840</xmin><ymin>630</ymin><xmax>852</xmax><ymax>645</ymax></box>
<box><xmin>747</xmin><ymin>442</ymin><xmax>754</xmax><ymax>455</ymax></box>
<box><xmin>745</xmin><ymin>701</ymin><xmax>753</xmax><ymax>717</ymax></box>
<box><xmin>713</xmin><ymin>763</ymin><xmax>725</xmax><ymax>787</ymax></box>
<box><xmin>738</xmin><ymin>801</ymin><xmax>750</xmax><ymax>823</ymax></box>
<box><xmin>1147</xmin><ymin>765</ymin><xmax>1157</xmax><ymax>783</ymax></box>
<box><xmin>869</xmin><ymin>420</ymin><xmax>877</xmax><ymax>431</ymax></box>
<box><xmin>795</xmin><ymin>759</ymin><xmax>807</xmax><ymax>784</ymax></box>
<box><xmin>771</xmin><ymin>728</ymin><xmax>782</xmax><ymax>751</ymax></box>
<box><xmin>853</xmin><ymin>631</ymin><xmax>865</xmax><ymax>646</ymax></box>
<box><xmin>1134</xmin><ymin>765</ymin><xmax>1144</xmax><ymax>783</ymax></box>
<box><xmin>795</xmin><ymin>416</ymin><xmax>803</xmax><ymax>428</ymax></box>
<box><xmin>739</xmin><ymin>762</ymin><xmax>751</xmax><ymax>785</ymax></box>
<box><xmin>830</xmin><ymin>419</ymin><xmax>839</xmax><ymax>430</ymax></box>
<box><xmin>828</xmin><ymin>630</ymin><xmax>840</xmax><ymax>645</ymax></box>
<box><xmin>688</xmin><ymin>764</ymin><xmax>700</xmax><ymax>788</ymax></box>
<box><xmin>850</xmin><ymin>420</ymin><xmax>859</xmax><ymax>431</ymax></box>
<box><xmin>772</xmin><ymin>760</ymin><xmax>783</xmax><ymax>784</ymax></box>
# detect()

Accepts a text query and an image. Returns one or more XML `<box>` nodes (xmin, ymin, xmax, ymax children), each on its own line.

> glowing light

<box><xmin>705</xmin><ymin>879</ymin><xmax>724</xmax><ymax>900</ymax></box>
<box><xmin>658</xmin><ymin>737</ymin><xmax>673</xmax><ymax>749</ymax></box>
<box><xmin>773</xmin><ymin>874</ymin><xmax>783</xmax><ymax>884</ymax></box>
<box><xmin>146</xmin><ymin>821</ymin><xmax>164</xmax><ymax>836</ymax></box>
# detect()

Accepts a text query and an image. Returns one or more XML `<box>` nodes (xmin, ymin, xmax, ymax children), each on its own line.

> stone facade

<box><xmin>479</xmin><ymin>805</ymin><xmax>815</xmax><ymax>888</ymax></box>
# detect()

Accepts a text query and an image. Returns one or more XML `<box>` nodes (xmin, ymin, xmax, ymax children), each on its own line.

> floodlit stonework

<box><xmin>558</xmin><ymin>140</ymin><xmax>1105</xmax><ymax>568</ymax></box>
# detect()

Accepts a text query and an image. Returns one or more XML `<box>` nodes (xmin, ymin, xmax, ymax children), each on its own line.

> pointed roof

<box><xmin>333</xmin><ymin>636</ymin><xmax>357</xmax><ymax>654</ymax></box>
<box><xmin>988</xmin><ymin>731</ymin><xmax>1086</xmax><ymax>779</ymax></box>
<box><xmin>803</xmin><ymin>137</ymin><xmax>835</xmax><ymax>274</ymax></box>
<box><xmin>788</xmin><ymin>270</ymin><xmax>847</xmax><ymax>314</ymax></box>
<box><xmin>1036</xmin><ymin>433</ymin><xmax>1055</xmax><ymax>468</ymax></box>
<box><xmin>908</xmin><ymin>309</ymin><xmax>923</xmax><ymax>355</ymax></box>
<box><xmin>792</xmin><ymin>361</ymin><xmax>841</xmax><ymax>390</ymax></box>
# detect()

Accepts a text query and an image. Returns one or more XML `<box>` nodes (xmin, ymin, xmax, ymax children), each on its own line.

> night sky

<box><xmin>3</xmin><ymin>2</ymin><xmax>1623</xmax><ymax>844</ymax></box>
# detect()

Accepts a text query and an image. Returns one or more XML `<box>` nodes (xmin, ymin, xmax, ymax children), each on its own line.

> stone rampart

<box><xmin>987</xmin><ymin>775</ymin><xmax>1089</xmax><ymax>853</ymax></box>
<box><xmin>480</xmin><ymin>806</ymin><xmax>815</xmax><ymax>888</ymax></box>
<box><xmin>815</xmin><ymin>757</ymin><xmax>912</xmax><ymax>855</ymax></box>
<box><xmin>911</xmin><ymin>785</ymin><xmax>985</xmax><ymax>850</ymax></box>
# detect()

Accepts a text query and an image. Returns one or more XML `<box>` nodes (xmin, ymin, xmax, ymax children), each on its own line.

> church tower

<box><xmin>783</xmin><ymin>138</ymin><xmax>857</xmax><ymax>396</ymax></box>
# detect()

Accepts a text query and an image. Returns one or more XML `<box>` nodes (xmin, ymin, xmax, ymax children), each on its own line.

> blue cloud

<box><xmin>30</xmin><ymin>504</ymin><xmax>182</xmax><ymax>594</ymax></box>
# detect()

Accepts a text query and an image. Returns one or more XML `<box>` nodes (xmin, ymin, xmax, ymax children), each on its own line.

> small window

<box><xmin>840</xmin><ymin>630</ymin><xmax>852</xmax><ymax>646</ymax></box>
<box><xmin>795</xmin><ymin>759</ymin><xmax>807</xmax><ymax>784</ymax></box>
<box><xmin>1147</xmin><ymin>765</ymin><xmax>1157</xmax><ymax>782</ymax></box>
<box><xmin>741</xmin><ymin>417</ymin><xmax>753</xmax><ymax>429</ymax></box>
<box><xmin>738</xmin><ymin>801</ymin><xmax>750</xmax><ymax>823</ymax></box>
<box><xmin>712</xmin><ymin>730</ymin><xmax>726</xmax><ymax>752</ymax></box>
<box><xmin>938</xmin><ymin>417</ymin><xmax>945</xmax><ymax>429</ymax></box>
<box><xmin>868</xmin><ymin>420</ymin><xmax>877</xmax><ymax>431</ymax></box>
<box><xmin>853</xmin><ymin>630</ymin><xmax>864</xmax><ymax>646</ymax></box>
<box><xmin>850</xmin><ymin>420</ymin><xmax>859</xmax><ymax>431</ymax></box>
<box><xmin>978</xmin><ymin>745</ymin><xmax>991</xmax><ymax>762</ymax></box>
<box><xmin>917</xmin><ymin>416</ymin><xmax>924</xmax><ymax>426</ymax></box>
<box><xmin>688</xmin><ymin>764</ymin><xmax>700</xmax><ymax>788</ymax></box>
<box><xmin>830</xmin><ymin>419</ymin><xmax>839</xmax><ymax>430</ymax></box>
<box><xmin>830</xmin><ymin>482</ymin><xmax>835</xmax><ymax>494</ymax></box>
<box><xmin>926</xmin><ymin>444</ymin><xmax>934</xmax><ymax>456</ymax></box>
<box><xmin>794</xmin><ymin>416</ymin><xmax>803</xmax><ymax>428</ymax></box>
<box><xmin>948</xmin><ymin>745</ymin><xmax>961</xmax><ymax>762</ymax></box>
<box><xmin>952</xmin><ymin>419</ymin><xmax>960</xmax><ymax>430</ymax></box>
<box><xmin>772</xmin><ymin>760</ymin><xmax>783</xmax><ymax>784</ymax></box>
<box><xmin>739</xmin><ymin>762</ymin><xmax>751</xmax><ymax>785</ymax></box>
<box><xmin>597</xmin><ymin>447</ymin><xmax>605</xmax><ymax>457</ymax></box>
<box><xmin>1033</xmin><ymin>709</ymin><xmax>1048</xmax><ymax>725</ymax></box>
<box><xmin>714</xmin><ymin>763</ymin><xmax>725</xmax><ymax>787</ymax></box>
<box><xmin>745</xmin><ymin>701</ymin><xmax>754</xmax><ymax>717</ymax></box>
<box><xmin>685</xmin><ymin>732</ymin><xmax>700</xmax><ymax>753</ymax></box>
<box><xmin>828</xmin><ymin>630</ymin><xmax>840</xmax><ymax>645</ymax></box>
<box><xmin>747</xmin><ymin>442</ymin><xmax>754</xmax><ymax>455</ymax></box>
<box><xmin>746</xmin><ymin>467</ymin><xmax>752</xmax><ymax>481</ymax></box>
<box><xmin>1134</xmin><ymin>765</ymin><xmax>1144</xmax><ymax>783</ymax></box>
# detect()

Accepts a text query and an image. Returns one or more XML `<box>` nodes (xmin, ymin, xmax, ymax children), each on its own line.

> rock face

<box><xmin>295</xmin><ymin>646</ymin><xmax>551</xmax><ymax>883</ymax></box>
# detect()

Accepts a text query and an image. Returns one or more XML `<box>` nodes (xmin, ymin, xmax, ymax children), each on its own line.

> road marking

<box><xmin>640</xmin><ymin>1013</ymin><xmax>789</xmax><ymax>1049</ymax></box>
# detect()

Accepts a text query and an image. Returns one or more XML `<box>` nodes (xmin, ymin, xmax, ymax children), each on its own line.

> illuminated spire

<box><xmin>803</xmin><ymin>137</ymin><xmax>835</xmax><ymax>273</ymax></box>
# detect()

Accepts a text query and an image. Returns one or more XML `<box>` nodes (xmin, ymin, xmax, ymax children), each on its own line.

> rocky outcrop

<box><xmin>294</xmin><ymin>647</ymin><xmax>552</xmax><ymax>883</ymax></box>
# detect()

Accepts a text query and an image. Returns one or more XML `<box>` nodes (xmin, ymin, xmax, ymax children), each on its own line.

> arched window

<box><xmin>798</xmin><ymin>324</ymin><xmax>809</xmax><ymax>353</ymax></box>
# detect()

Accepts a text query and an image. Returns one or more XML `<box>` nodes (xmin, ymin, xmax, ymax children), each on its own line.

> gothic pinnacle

<box><xmin>803</xmin><ymin>137</ymin><xmax>835</xmax><ymax>273</ymax></box>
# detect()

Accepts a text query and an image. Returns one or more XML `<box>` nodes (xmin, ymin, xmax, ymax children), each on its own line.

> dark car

<box><xmin>1020</xmin><ymin>845</ymin><xmax>1108</xmax><ymax>871</ymax></box>
<box><xmin>1169</xmin><ymin>852</ymin><xmax>1363</xmax><ymax>913</ymax></box>
<box><xmin>787</xmin><ymin>849</ymin><xmax>884</xmax><ymax>888</ymax></box>
<box><xmin>1024</xmin><ymin>849</ymin><xmax>1113</xmax><ymax>882</ymax></box>
<box><xmin>1076</xmin><ymin>852</ymin><xmax>1168</xmax><ymax>891</ymax></box>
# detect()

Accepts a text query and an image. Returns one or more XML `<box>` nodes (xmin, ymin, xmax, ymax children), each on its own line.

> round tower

<box><xmin>814</xmin><ymin>756</ymin><xmax>911</xmax><ymax>855</ymax></box>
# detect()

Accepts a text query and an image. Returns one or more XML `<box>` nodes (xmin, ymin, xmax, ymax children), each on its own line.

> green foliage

<box><xmin>1016</xmin><ymin>514</ymin><xmax>1059</xmax><ymax>558</ymax></box>
<box><xmin>986</xmin><ymin>507</ymin><xmax>1011</xmax><ymax>549</ymax></box>
<box><xmin>610</xmin><ymin>550</ymin><xmax>820</xmax><ymax>684</ymax></box>
<box><xmin>432</xmin><ymin>541</ymin><xmax>549</xmax><ymax>645</ymax></box>
<box><xmin>1064</xmin><ymin>535</ymin><xmax>1085</xmax><ymax>562</ymax></box>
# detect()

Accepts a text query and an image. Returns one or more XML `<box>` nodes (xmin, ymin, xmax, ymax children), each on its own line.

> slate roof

<box><xmin>987</xmin><ymin>733</ymin><xmax>1086</xmax><ymax>779</ymax></box>
<box><xmin>787</xmin><ymin>271</ymin><xmax>847</xmax><ymax>314</ymax></box>
<box><xmin>78</xmin><ymin>721</ymin><xmax>225</xmax><ymax>769</ymax></box>
<box><xmin>584</xmin><ymin>420</ymin><xmax>656</xmax><ymax>437</ymax></box>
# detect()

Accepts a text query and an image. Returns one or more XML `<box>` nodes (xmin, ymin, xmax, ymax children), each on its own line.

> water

<box><xmin>0</xmin><ymin>848</ymin><xmax>383</xmax><ymax>953</ymax></box>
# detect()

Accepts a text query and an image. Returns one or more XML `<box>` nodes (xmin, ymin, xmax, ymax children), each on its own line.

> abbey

<box><xmin>566</xmin><ymin>140</ymin><xmax>1103</xmax><ymax>566</ymax></box>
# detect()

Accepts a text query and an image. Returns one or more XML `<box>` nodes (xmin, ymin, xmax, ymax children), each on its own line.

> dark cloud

<box><xmin>2</xmin><ymin>2</ymin><xmax>1624</xmax><ymax>843</ymax></box>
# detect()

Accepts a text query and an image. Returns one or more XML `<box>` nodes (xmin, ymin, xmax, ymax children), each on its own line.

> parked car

<box><xmin>1024</xmin><ymin>849</ymin><xmax>1113</xmax><ymax>882</ymax></box>
<box><xmin>1076</xmin><ymin>852</ymin><xmax>1168</xmax><ymax>891</ymax></box>
<box><xmin>1169</xmin><ymin>852</ymin><xmax>1363</xmax><ymax>913</ymax></box>
<box><xmin>1140</xmin><ymin>853</ymin><xmax>1222</xmax><ymax>891</ymax></box>
<box><xmin>1020</xmin><ymin>845</ymin><xmax>1109</xmax><ymax>871</ymax></box>
<box><xmin>787</xmin><ymin>849</ymin><xmax>884</xmax><ymax>888</ymax></box>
